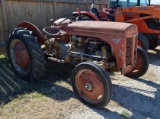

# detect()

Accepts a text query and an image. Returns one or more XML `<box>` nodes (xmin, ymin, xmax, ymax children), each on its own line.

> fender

<box><xmin>18</xmin><ymin>21</ymin><xmax>46</xmax><ymax>44</ymax></box>
<box><xmin>131</xmin><ymin>20</ymin><xmax>160</xmax><ymax>34</ymax></box>
<box><xmin>72</xmin><ymin>11</ymin><xmax>99</xmax><ymax>21</ymax></box>
<box><xmin>99</xmin><ymin>11</ymin><xmax>108</xmax><ymax>18</ymax></box>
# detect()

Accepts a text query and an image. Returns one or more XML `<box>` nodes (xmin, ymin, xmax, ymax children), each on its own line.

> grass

<box><xmin>0</xmin><ymin>81</ymin><xmax>74</xmax><ymax>119</ymax></box>
<box><xmin>120</xmin><ymin>111</ymin><xmax>131</xmax><ymax>118</ymax></box>
<box><xmin>8</xmin><ymin>92</ymin><xmax>47</xmax><ymax>107</ymax></box>
<box><xmin>0</xmin><ymin>93</ymin><xmax>50</xmax><ymax>118</ymax></box>
<box><xmin>0</xmin><ymin>54</ymin><xmax>9</xmax><ymax>66</ymax></box>
<box><xmin>13</xmin><ymin>92</ymin><xmax>45</xmax><ymax>101</ymax></box>
<box><xmin>0</xmin><ymin>55</ymin><xmax>5</xmax><ymax>58</ymax></box>
<box><xmin>0</xmin><ymin>55</ymin><xmax>75</xmax><ymax>118</ymax></box>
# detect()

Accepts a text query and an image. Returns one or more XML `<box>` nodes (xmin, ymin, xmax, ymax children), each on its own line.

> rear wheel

<box><xmin>125</xmin><ymin>47</ymin><xmax>149</xmax><ymax>78</ymax></box>
<box><xmin>71</xmin><ymin>62</ymin><xmax>112</xmax><ymax>109</ymax></box>
<box><xmin>149</xmin><ymin>38</ymin><xmax>159</xmax><ymax>49</ymax></box>
<box><xmin>7</xmin><ymin>28</ymin><xmax>47</xmax><ymax>82</ymax></box>
<box><xmin>138</xmin><ymin>33</ymin><xmax>149</xmax><ymax>51</ymax></box>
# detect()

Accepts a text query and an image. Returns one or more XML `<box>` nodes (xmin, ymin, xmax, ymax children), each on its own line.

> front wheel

<box><xmin>124</xmin><ymin>47</ymin><xmax>149</xmax><ymax>78</ymax></box>
<box><xmin>71</xmin><ymin>62</ymin><xmax>112</xmax><ymax>109</ymax></box>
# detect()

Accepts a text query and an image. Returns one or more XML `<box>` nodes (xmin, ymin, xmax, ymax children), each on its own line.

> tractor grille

<box><xmin>126</xmin><ymin>38</ymin><xmax>133</xmax><ymax>66</ymax></box>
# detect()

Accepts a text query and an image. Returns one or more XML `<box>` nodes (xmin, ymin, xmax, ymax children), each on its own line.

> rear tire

<box><xmin>138</xmin><ymin>33</ymin><xmax>149</xmax><ymax>51</ymax></box>
<box><xmin>124</xmin><ymin>47</ymin><xmax>149</xmax><ymax>78</ymax></box>
<box><xmin>71</xmin><ymin>62</ymin><xmax>112</xmax><ymax>109</ymax></box>
<box><xmin>7</xmin><ymin>28</ymin><xmax>47</xmax><ymax>82</ymax></box>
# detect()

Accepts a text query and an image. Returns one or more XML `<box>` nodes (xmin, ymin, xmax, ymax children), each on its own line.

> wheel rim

<box><xmin>75</xmin><ymin>69</ymin><xmax>104</xmax><ymax>104</ymax></box>
<box><xmin>10</xmin><ymin>39</ymin><xmax>30</xmax><ymax>75</ymax></box>
<box><xmin>128</xmin><ymin>52</ymin><xmax>143</xmax><ymax>75</ymax></box>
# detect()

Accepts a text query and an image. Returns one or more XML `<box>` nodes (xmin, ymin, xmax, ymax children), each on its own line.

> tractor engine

<box><xmin>44</xmin><ymin>35</ymin><xmax>113</xmax><ymax>64</ymax></box>
<box><xmin>71</xmin><ymin>35</ymin><xmax>112</xmax><ymax>60</ymax></box>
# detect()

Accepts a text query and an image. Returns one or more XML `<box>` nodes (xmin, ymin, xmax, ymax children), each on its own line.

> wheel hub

<box><xmin>75</xmin><ymin>69</ymin><xmax>104</xmax><ymax>103</ymax></box>
<box><xmin>10</xmin><ymin>39</ymin><xmax>30</xmax><ymax>74</ymax></box>
<box><xmin>14</xmin><ymin>42</ymin><xmax>30</xmax><ymax>70</ymax></box>
<box><xmin>85</xmin><ymin>83</ymin><xmax>92</xmax><ymax>91</ymax></box>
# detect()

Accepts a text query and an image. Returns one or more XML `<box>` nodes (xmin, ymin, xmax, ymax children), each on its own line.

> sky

<box><xmin>150</xmin><ymin>0</ymin><xmax>160</xmax><ymax>5</ymax></box>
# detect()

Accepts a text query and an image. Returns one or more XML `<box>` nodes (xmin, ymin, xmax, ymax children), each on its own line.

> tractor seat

<box><xmin>43</xmin><ymin>27</ymin><xmax>66</xmax><ymax>38</ymax></box>
<box><xmin>90</xmin><ymin>7</ymin><xmax>100</xmax><ymax>18</ymax></box>
<box><xmin>90</xmin><ymin>7</ymin><xmax>108</xmax><ymax>21</ymax></box>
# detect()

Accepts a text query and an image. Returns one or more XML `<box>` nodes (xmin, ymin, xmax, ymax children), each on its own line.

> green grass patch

<box><xmin>17</xmin><ymin>92</ymin><xmax>45</xmax><ymax>100</ymax></box>
<box><xmin>0</xmin><ymin>55</ymin><xmax>6</xmax><ymax>59</ymax></box>
<box><xmin>121</xmin><ymin>111</ymin><xmax>131</xmax><ymax>118</ymax></box>
<box><xmin>0</xmin><ymin>54</ymin><xmax>9</xmax><ymax>65</ymax></box>
<box><xmin>9</xmin><ymin>92</ymin><xmax>46</xmax><ymax>105</ymax></box>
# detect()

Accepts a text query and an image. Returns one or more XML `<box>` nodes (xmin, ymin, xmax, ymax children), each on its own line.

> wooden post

<box><xmin>0</xmin><ymin>0</ymin><xmax>4</xmax><ymax>43</ymax></box>
<box><xmin>54</xmin><ymin>0</ymin><xmax>57</xmax><ymax>19</ymax></box>
<box><xmin>86</xmin><ymin>0</ymin><xmax>89</xmax><ymax>10</ymax></box>
<box><xmin>0</xmin><ymin>21</ymin><xmax>4</xmax><ymax>43</ymax></box>
<box><xmin>0</xmin><ymin>0</ymin><xmax>7</xmax><ymax>54</ymax></box>
<box><xmin>1</xmin><ymin>0</ymin><xmax>8</xmax><ymax>31</ymax></box>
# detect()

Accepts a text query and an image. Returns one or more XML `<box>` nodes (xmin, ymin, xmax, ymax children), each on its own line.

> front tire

<box><xmin>71</xmin><ymin>62</ymin><xmax>112</xmax><ymax>109</ymax></box>
<box><xmin>125</xmin><ymin>47</ymin><xmax>149</xmax><ymax>78</ymax></box>
<box><xmin>138</xmin><ymin>33</ymin><xmax>149</xmax><ymax>51</ymax></box>
<box><xmin>7</xmin><ymin>28</ymin><xmax>46</xmax><ymax>82</ymax></box>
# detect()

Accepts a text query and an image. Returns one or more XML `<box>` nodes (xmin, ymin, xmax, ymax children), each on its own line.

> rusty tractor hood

<box><xmin>67</xmin><ymin>21</ymin><xmax>138</xmax><ymax>74</ymax></box>
<box><xmin>67</xmin><ymin>21</ymin><xmax>138</xmax><ymax>38</ymax></box>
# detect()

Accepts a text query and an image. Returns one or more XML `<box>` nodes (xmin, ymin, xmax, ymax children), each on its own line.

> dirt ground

<box><xmin>0</xmin><ymin>46</ymin><xmax>160</xmax><ymax>119</ymax></box>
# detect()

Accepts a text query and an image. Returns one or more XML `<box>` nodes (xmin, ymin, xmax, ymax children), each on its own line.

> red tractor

<box><xmin>7</xmin><ymin>18</ymin><xmax>149</xmax><ymax>109</ymax></box>
<box><xmin>73</xmin><ymin>0</ymin><xmax>160</xmax><ymax>51</ymax></box>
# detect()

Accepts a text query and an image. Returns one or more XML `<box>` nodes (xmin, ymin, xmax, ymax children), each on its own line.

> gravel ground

<box><xmin>0</xmin><ymin>46</ymin><xmax>160</xmax><ymax>119</ymax></box>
